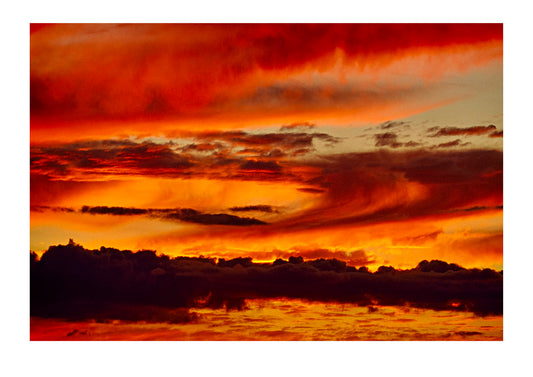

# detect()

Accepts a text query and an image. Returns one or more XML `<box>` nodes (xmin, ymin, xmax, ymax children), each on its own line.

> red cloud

<box><xmin>31</xmin><ymin>24</ymin><xmax>502</xmax><ymax>135</ymax></box>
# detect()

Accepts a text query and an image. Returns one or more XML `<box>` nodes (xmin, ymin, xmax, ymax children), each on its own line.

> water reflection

<box><xmin>30</xmin><ymin>298</ymin><xmax>503</xmax><ymax>341</ymax></box>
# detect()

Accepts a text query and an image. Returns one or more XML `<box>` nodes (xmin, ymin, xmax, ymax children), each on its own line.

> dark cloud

<box><xmin>375</xmin><ymin>132</ymin><xmax>403</xmax><ymax>148</ymax></box>
<box><xmin>489</xmin><ymin>130</ymin><xmax>503</xmax><ymax>138</ymax></box>
<box><xmin>380</xmin><ymin>120</ymin><xmax>408</xmax><ymax>129</ymax></box>
<box><xmin>81</xmin><ymin>205</ymin><xmax>148</xmax><ymax>216</ymax></box>
<box><xmin>400</xmin><ymin>149</ymin><xmax>502</xmax><ymax>185</ymax></box>
<box><xmin>165</xmin><ymin>212</ymin><xmax>267</xmax><ymax>226</ymax></box>
<box><xmin>198</xmin><ymin>130</ymin><xmax>339</xmax><ymax>150</ymax></box>
<box><xmin>30</xmin><ymin>205</ymin><xmax>75</xmax><ymax>213</ymax></box>
<box><xmin>451</xmin><ymin>205</ymin><xmax>503</xmax><ymax>213</ymax></box>
<box><xmin>297</xmin><ymin>187</ymin><xmax>326</xmax><ymax>194</ymax></box>
<box><xmin>374</xmin><ymin>132</ymin><xmax>420</xmax><ymax>149</ymax></box>
<box><xmin>30</xmin><ymin>131</ymin><xmax>338</xmax><ymax>182</ymax></box>
<box><xmin>117</xmin><ymin>144</ymin><xmax>194</xmax><ymax>170</ymax></box>
<box><xmin>455</xmin><ymin>331</ymin><xmax>483</xmax><ymax>337</ymax></box>
<box><xmin>261</xmin><ymin>148</ymin><xmax>287</xmax><ymax>158</ymax></box>
<box><xmin>239</xmin><ymin>159</ymin><xmax>282</xmax><ymax>172</ymax></box>
<box><xmin>31</xmin><ymin>143</ymin><xmax>502</xmax><ymax>235</ymax></box>
<box><xmin>31</xmin><ymin>242</ymin><xmax>503</xmax><ymax>322</ymax></box>
<box><xmin>280</xmin><ymin>121</ymin><xmax>316</xmax><ymax>131</ymax></box>
<box><xmin>180</xmin><ymin>142</ymin><xmax>225</xmax><ymax>153</ymax></box>
<box><xmin>435</xmin><ymin>139</ymin><xmax>470</xmax><ymax>148</ymax></box>
<box><xmin>36</xmin><ymin>205</ymin><xmax>269</xmax><ymax>226</ymax></box>
<box><xmin>429</xmin><ymin>125</ymin><xmax>497</xmax><ymax>137</ymax></box>
<box><xmin>229</xmin><ymin>205</ymin><xmax>277</xmax><ymax>213</ymax></box>
<box><xmin>142</xmin><ymin>206</ymin><xmax>268</xmax><ymax>226</ymax></box>
<box><xmin>393</xmin><ymin>230</ymin><xmax>443</xmax><ymax>246</ymax></box>
<box><xmin>31</xmin><ymin>140</ymin><xmax>194</xmax><ymax>179</ymax></box>
<box><xmin>263</xmin><ymin>149</ymin><xmax>503</xmax><ymax>233</ymax></box>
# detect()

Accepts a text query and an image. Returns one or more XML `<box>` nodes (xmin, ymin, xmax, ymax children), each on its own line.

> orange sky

<box><xmin>30</xmin><ymin>24</ymin><xmax>503</xmax><ymax>271</ymax></box>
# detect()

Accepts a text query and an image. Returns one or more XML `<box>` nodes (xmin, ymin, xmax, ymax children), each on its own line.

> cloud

<box><xmin>164</xmin><ymin>212</ymin><xmax>267</xmax><ymax>226</ymax></box>
<box><xmin>31</xmin><ymin>23</ymin><xmax>502</xmax><ymax>142</ymax></box>
<box><xmin>429</xmin><ymin>125</ymin><xmax>497</xmax><ymax>137</ymax></box>
<box><xmin>31</xmin><ymin>140</ymin><xmax>194</xmax><ymax>180</ymax></box>
<box><xmin>393</xmin><ymin>230</ymin><xmax>443</xmax><ymax>246</ymax></box>
<box><xmin>197</xmin><ymin>130</ymin><xmax>339</xmax><ymax>150</ymax></box>
<box><xmin>489</xmin><ymin>130</ymin><xmax>503</xmax><ymax>138</ymax></box>
<box><xmin>30</xmin><ymin>130</ymin><xmax>339</xmax><ymax>181</ymax></box>
<box><xmin>180</xmin><ymin>142</ymin><xmax>225</xmax><ymax>153</ymax></box>
<box><xmin>434</xmin><ymin>139</ymin><xmax>470</xmax><ymax>148</ymax></box>
<box><xmin>380</xmin><ymin>120</ymin><xmax>408</xmax><ymax>129</ymax></box>
<box><xmin>375</xmin><ymin>132</ymin><xmax>403</xmax><ymax>148</ymax></box>
<box><xmin>31</xmin><ymin>143</ymin><xmax>502</xmax><ymax>236</ymax></box>
<box><xmin>36</xmin><ymin>205</ymin><xmax>268</xmax><ymax>226</ymax></box>
<box><xmin>81</xmin><ymin>205</ymin><xmax>148</xmax><ymax>215</ymax></box>
<box><xmin>280</xmin><ymin>121</ymin><xmax>316</xmax><ymax>131</ymax></box>
<box><xmin>433</xmin><ymin>205</ymin><xmax>503</xmax><ymax>216</ymax></box>
<box><xmin>31</xmin><ymin>242</ymin><xmax>503</xmax><ymax>321</ymax></box>
<box><xmin>229</xmin><ymin>205</ymin><xmax>277</xmax><ymax>213</ymax></box>
<box><xmin>261</xmin><ymin>149</ymin><xmax>502</xmax><ymax>234</ymax></box>
<box><xmin>297</xmin><ymin>187</ymin><xmax>326</xmax><ymax>194</ymax></box>
<box><xmin>374</xmin><ymin>132</ymin><xmax>421</xmax><ymax>149</ymax></box>
<box><xmin>30</xmin><ymin>205</ymin><xmax>75</xmax><ymax>213</ymax></box>
<box><xmin>239</xmin><ymin>159</ymin><xmax>282</xmax><ymax>172</ymax></box>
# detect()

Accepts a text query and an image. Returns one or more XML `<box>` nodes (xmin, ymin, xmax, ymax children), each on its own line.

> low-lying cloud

<box><xmin>429</xmin><ymin>125</ymin><xmax>497</xmax><ymax>137</ymax></box>
<box><xmin>36</xmin><ymin>205</ymin><xmax>268</xmax><ymax>226</ymax></box>
<box><xmin>229</xmin><ymin>205</ymin><xmax>277</xmax><ymax>213</ymax></box>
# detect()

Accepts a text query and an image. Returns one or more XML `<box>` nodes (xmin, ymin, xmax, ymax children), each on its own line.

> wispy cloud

<box><xmin>428</xmin><ymin>125</ymin><xmax>497</xmax><ymax>137</ymax></box>
<box><xmin>34</xmin><ymin>205</ymin><xmax>268</xmax><ymax>226</ymax></box>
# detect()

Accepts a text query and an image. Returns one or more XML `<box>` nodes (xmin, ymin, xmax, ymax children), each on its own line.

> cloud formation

<box><xmin>374</xmin><ymin>132</ymin><xmax>421</xmax><ymax>149</ymax></box>
<box><xmin>229</xmin><ymin>205</ymin><xmax>277</xmax><ymax>213</ymax></box>
<box><xmin>380</xmin><ymin>120</ymin><xmax>408</xmax><ymax>129</ymax></box>
<box><xmin>429</xmin><ymin>125</ymin><xmax>497</xmax><ymax>137</ymax></box>
<box><xmin>280</xmin><ymin>121</ymin><xmax>316</xmax><ymax>131</ymax></box>
<box><xmin>31</xmin><ymin>144</ymin><xmax>503</xmax><ymax>236</ymax></box>
<box><xmin>30</xmin><ymin>129</ymin><xmax>339</xmax><ymax>181</ymax></box>
<box><xmin>31</xmin><ymin>140</ymin><xmax>194</xmax><ymax>180</ymax></box>
<box><xmin>164</xmin><ymin>212</ymin><xmax>267</xmax><ymax>226</ymax></box>
<box><xmin>36</xmin><ymin>205</ymin><xmax>268</xmax><ymax>226</ymax></box>
<box><xmin>31</xmin><ymin>205</ymin><xmax>75</xmax><ymax>213</ymax></box>
<box><xmin>81</xmin><ymin>205</ymin><xmax>148</xmax><ymax>215</ymax></box>
<box><xmin>31</xmin><ymin>24</ymin><xmax>502</xmax><ymax>121</ymax></box>
<box><xmin>30</xmin><ymin>23</ymin><xmax>503</xmax><ymax>146</ymax></box>
<box><xmin>435</xmin><ymin>139</ymin><xmax>470</xmax><ymax>148</ymax></box>
<box><xmin>375</xmin><ymin>132</ymin><xmax>403</xmax><ymax>148</ymax></box>
<box><xmin>260</xmin><ymin>148</ymin><xmax>502</xmax><ymax>234</ymax></box>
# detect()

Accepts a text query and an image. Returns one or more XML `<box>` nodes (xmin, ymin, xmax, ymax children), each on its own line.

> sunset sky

<box><xmin>30</xmin><ymin>23</ymin><xmax>503</xmax><ymax>271</ymax></box>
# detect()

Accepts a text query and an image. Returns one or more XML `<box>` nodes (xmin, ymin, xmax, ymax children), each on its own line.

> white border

<box><xmin>4</xmin><ymin>1</ymin><xmax>530</xmax><ymax>376</ymax></box>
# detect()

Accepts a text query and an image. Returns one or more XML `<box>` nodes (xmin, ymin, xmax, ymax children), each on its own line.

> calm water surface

<box><xmin>30</xmin><ymin>298</ymin><xmax>503</xmax><ymax>341</ymax></box>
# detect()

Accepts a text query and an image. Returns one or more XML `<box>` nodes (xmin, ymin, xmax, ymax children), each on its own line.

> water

<box><xmin>30</xmin><ymin>298</ymin><xmax>502</xmax><ymax>341</ymax></box>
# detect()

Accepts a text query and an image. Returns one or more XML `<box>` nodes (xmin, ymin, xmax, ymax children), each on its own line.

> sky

<box><xmin>30</xmin><ymin>23</ymin><xmax>503</xmax><ymax>271</ymax></box>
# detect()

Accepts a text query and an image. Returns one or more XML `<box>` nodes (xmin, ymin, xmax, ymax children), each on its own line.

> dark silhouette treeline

<box><xmin>30</xmin><ymin>240</ymin><xmax>503</xmax><ymax>323</ymax></box>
